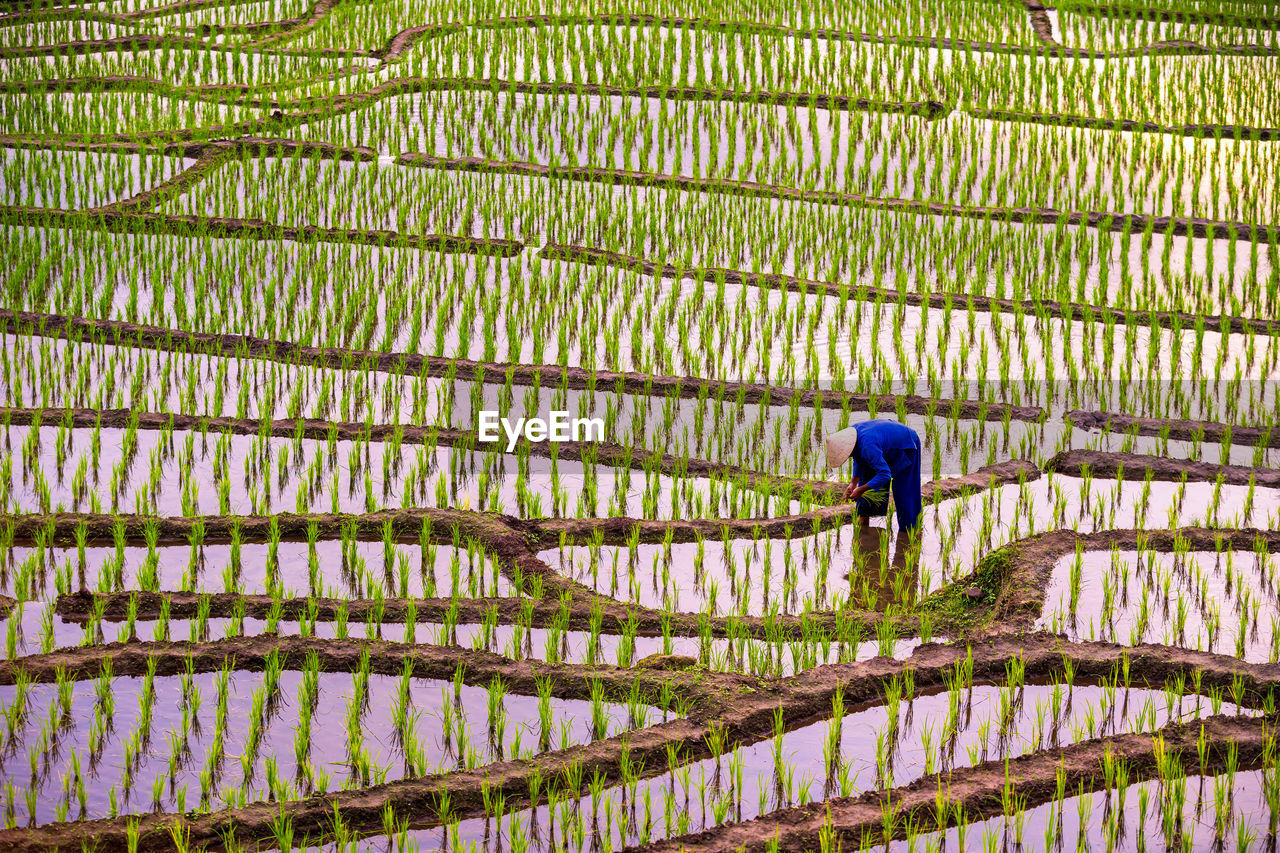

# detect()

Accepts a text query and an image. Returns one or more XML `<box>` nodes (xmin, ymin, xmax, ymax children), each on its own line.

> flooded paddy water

<box><xmin>1</xmin><ymin>0</ymin><xmax>1279</xmax><ymax>849</ymax></box>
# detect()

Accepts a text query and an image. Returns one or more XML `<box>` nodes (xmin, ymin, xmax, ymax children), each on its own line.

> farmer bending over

<box><xmin>825</xmin><ymin>420</ymin><xmax>923</xmax><ymax>533</ymax></box>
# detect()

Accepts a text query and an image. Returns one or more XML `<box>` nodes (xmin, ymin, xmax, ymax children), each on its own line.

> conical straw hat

<box><xmin>825</xmin><ymin>426</ymin><xmax>858</xmax><ymax>469</ymax></box>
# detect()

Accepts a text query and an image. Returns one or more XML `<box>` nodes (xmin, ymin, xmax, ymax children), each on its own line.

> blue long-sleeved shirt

<box><xmin>851</xmin><ymin>420</ymin><xmax>921</xmax><ymax>493</ymax></box>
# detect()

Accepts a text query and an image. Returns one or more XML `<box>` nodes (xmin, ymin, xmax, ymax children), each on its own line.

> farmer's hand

<box><xmin>844</xmin><ymin>480</ymin><xmax>865</xmax><ymax>501</ymax></box>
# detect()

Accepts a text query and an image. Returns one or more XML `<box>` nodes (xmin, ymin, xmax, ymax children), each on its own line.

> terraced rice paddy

<box><xmin>0</xmin><ymin>0</ymin><xmax>1279</xmax><ymax>851</ymax></box>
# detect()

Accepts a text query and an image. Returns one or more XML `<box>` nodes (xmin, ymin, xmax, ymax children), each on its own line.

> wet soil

<box><xmin>0</xmin><ymin>205</ymin><xmax>522</xmax><ymax>255</ymax></box>
<box><xmin>1022</xmin><ymin>0</ymin><xmax>1058</xmax><ymax>45</ymax></box>
<box><xmin>1046</xmin><ymin>448</ymin><xmax>1280</xmax><ymax>487</ymax></box>
<box><xmin>1068</xmin><ymin>409</ymin><xmax>1280</xmax><ymax>449</ymax></box>
<box><xmin>970</xmin><ymin>107</ymin><xmax>1280</xmax><ymax>142</ymax></box>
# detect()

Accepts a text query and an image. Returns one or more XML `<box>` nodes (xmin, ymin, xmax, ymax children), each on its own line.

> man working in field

<box><xmin>825</xmin><ymin>420</ymin><xmax>923</xmax><ymax>534</ymax></box>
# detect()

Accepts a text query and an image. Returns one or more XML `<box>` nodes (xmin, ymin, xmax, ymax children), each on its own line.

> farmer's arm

<box><xmin>839</xmin><ymin>427</ymin><xmax>890</xmax><ymax>502</ymax></box>
<box><xmin>843</xmin><ymin>477</ymin><xmax>860</xmax><ymax>500</ymax></box>
<box><xmin>845</xmin><ymin>433</ymin><xmax>891</xmax><ymax>502</ymax></box>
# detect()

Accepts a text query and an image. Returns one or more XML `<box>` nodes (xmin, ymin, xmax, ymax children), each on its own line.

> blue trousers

<box><xmin>855</xmin><ymin>449</ymin><xmax>923</xmax><ymax>533</ymax></box>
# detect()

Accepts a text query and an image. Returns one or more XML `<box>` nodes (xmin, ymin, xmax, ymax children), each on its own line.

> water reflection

<box><xmin>848</xmin><ymin>524</ymin><xmax>919</xmax><ymax>611</ymax></box>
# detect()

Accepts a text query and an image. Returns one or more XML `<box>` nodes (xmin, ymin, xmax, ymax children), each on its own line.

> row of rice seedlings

<box><xmin>0</xmin><ymin>91</ymin><xmax>264</xmax><ymax>137</ymax></box>
<box><xmin>0</xmin><ymin>19</ymin><xmax>139</xmax><ymax>51</ymax></box>
<box><xmin>1042</xmin><ymin>540</ymin><xmax>1280</xmax><ymax>661</ymax></box>
<box><xmin>145</xmin><ymin>0</ymin><xmax>314</xmax><ymax>30</ymax></box>
<box><xmin>549</xmin><ymin>524</ymin><xmax>921</xmax><ymax>618</ymax></box>
<box><xmin>0</xmin><ymin>44</ymin><xmax>363</xmax><ymax>88</ymax></box>
<box><xmin>0</xmin><ymin>414</ymin><xmax>816</xmax><ymax>519</ymax></box>
<box><xmin>924</xmin><ymin>471</ymin><xmax>1280</xmax><ymax>585</ymax></box>
<box><xmin>0</xmin><ymin>148</ymin><xmax>188</xmax><ymax>210</ymax></box>
<box><xmin>297</xmin><ymin>0</ymin><xmax>1043</xmax><ymax>53</ymax></box>
<box><xmin>1</xmin><ymin>524</ymin><xmax>505</xmax><ymax>601</ymax></box>
<box><xmin>1055</xmin><ymin>5</ymin><xmax>1280</xmax><ymax>51</ymax></box>
<box><xmin>961</xmin><ymin>51</ymin><xmax>1280</xmax><ymax>128</ymax></box>
<box><xmin>302</xmin><ymin>19</ymin><xmax>949</xmax><ymax>100</ymax></box>
<box><xmin>0</xmin><ymin>329</ymin><xmax>1027</xmax><ymax>489</ymax></box>
<box><xmin>890</xmin><ymin>762</ymin><xmax>1276</xmax><ymax>852</ymax></box>
<box><xmin>0</xmin><ymin>656</ymin><xmax>646</xmax><ymax>825</ymax></box>
<box><xmin>0</xmin><ymin>574</ymin><xmax>921</xmax><ymax>674</ymax></box>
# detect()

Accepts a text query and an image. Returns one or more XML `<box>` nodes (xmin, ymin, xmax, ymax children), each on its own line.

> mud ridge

<box><xmin>53</xmin><ymin>588</ymin><xmax>906</xmax><ymax>639</ymax></box>
<box><xmin>0</xmin><ymin>206</ymin><xmax>521</xmax><ymax>256</ymax></box>
<box><xmin>969</xmin><ymin>106</ymin><xmax>1280</xmax><ymax>142</ymax></box>
<box><xmin>402</xmin><ymin>155</ymin><xmax>1280</xmax><ymax>242</ymax></box>
<box><xmin>1069</xmin><ymin>408</ymin><xmax>1279</xmax><ymax>449</ymax></box>
<box><xmin>1022</xmin><ymin>0</ymin><xmax>1059</xmax><ymax>45</ymax></box>
<box><xmin>0</xmin><ymin>132</ymin><xmax>377</xmax><ymax>161</ymax></box>
<box><xmin>0</xmin><ymin>308</ymin><xmax>1047</xmax><ymax>424</ymax></box>
<box><xmin>1046</xmin><ymin>449</ymin><xmax>1280</xmax><ymax>487</ymax></box>
<box><xmin>304</xmin><ymin>77</ymin><xmax>951</xmax><ymax>117</ymax></box>
<box><xmin>543</xmin><ymin>243</ymin><xmax>1280</xmax><ymax>337</ymax></box>
<box><xmin>0</xmin><ymin>76</ymin><xmax>280</xmax><ymax>109</ymax></box>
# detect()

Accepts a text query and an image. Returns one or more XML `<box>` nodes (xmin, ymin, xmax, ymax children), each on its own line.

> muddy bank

<box><xmin>403</xmin><ymin>155</ymin><xmax>1280</xmax><ymax>242</ymax></box>
<box><xmin>544</xmin><ymin>243</ymin><xmax>1280</xmax><ymax>336</ymax></box>
<box><xmin>0</xmin><ymin>206</ymin><xmax>521</xmax><ymax>256</ymax></box>
<box><xmin>1068</xmin><ymin>409</ymin><xmax>1279</xmax><ymax>448</ymax></box>
<box><xmin>0</xmin><ymin>633</ymin><xmax>740</xmax><ymax>703</ymax></box>
<box><xmin>1022</xmin><ymin>0</ymin><xmax>1058</xmax><ymax>45</ymax></box>
<box><xmin>0</xmin><ymin>129</ymin><xmax>377</xmax><ymax>162</ymax></box>
<box><xmin>275</xmin><ymin>76</ymin><xmax>949</xmax><ymax>118</ymax></box>
<box><xmin>55</xmin><ymin>587</ymin><xmax>905</xmax><ymax>639</ymax></box>
<box><xmin>993</xmin><ymin>526</ymin><xmax>1280</xmax><ymax>630</ymax></box>
<box><xmin>970</xmin><ymin>107</ymin><xmax>1280</xmax><ymax>142</ymax></box>
<box><xmin>1046</xmin><ymin>449</ymin><xmax>1280</xmax><ymax>487</ymax></box>
<box><xmin>0</xmin><ymin>505</ymin><xmax>524</xmax><ymax>549</ymax></box>
<box><xmin>0</xmin><ymin>308</ymin><xmax>1045</xmax><ymax>424</ymax></box>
